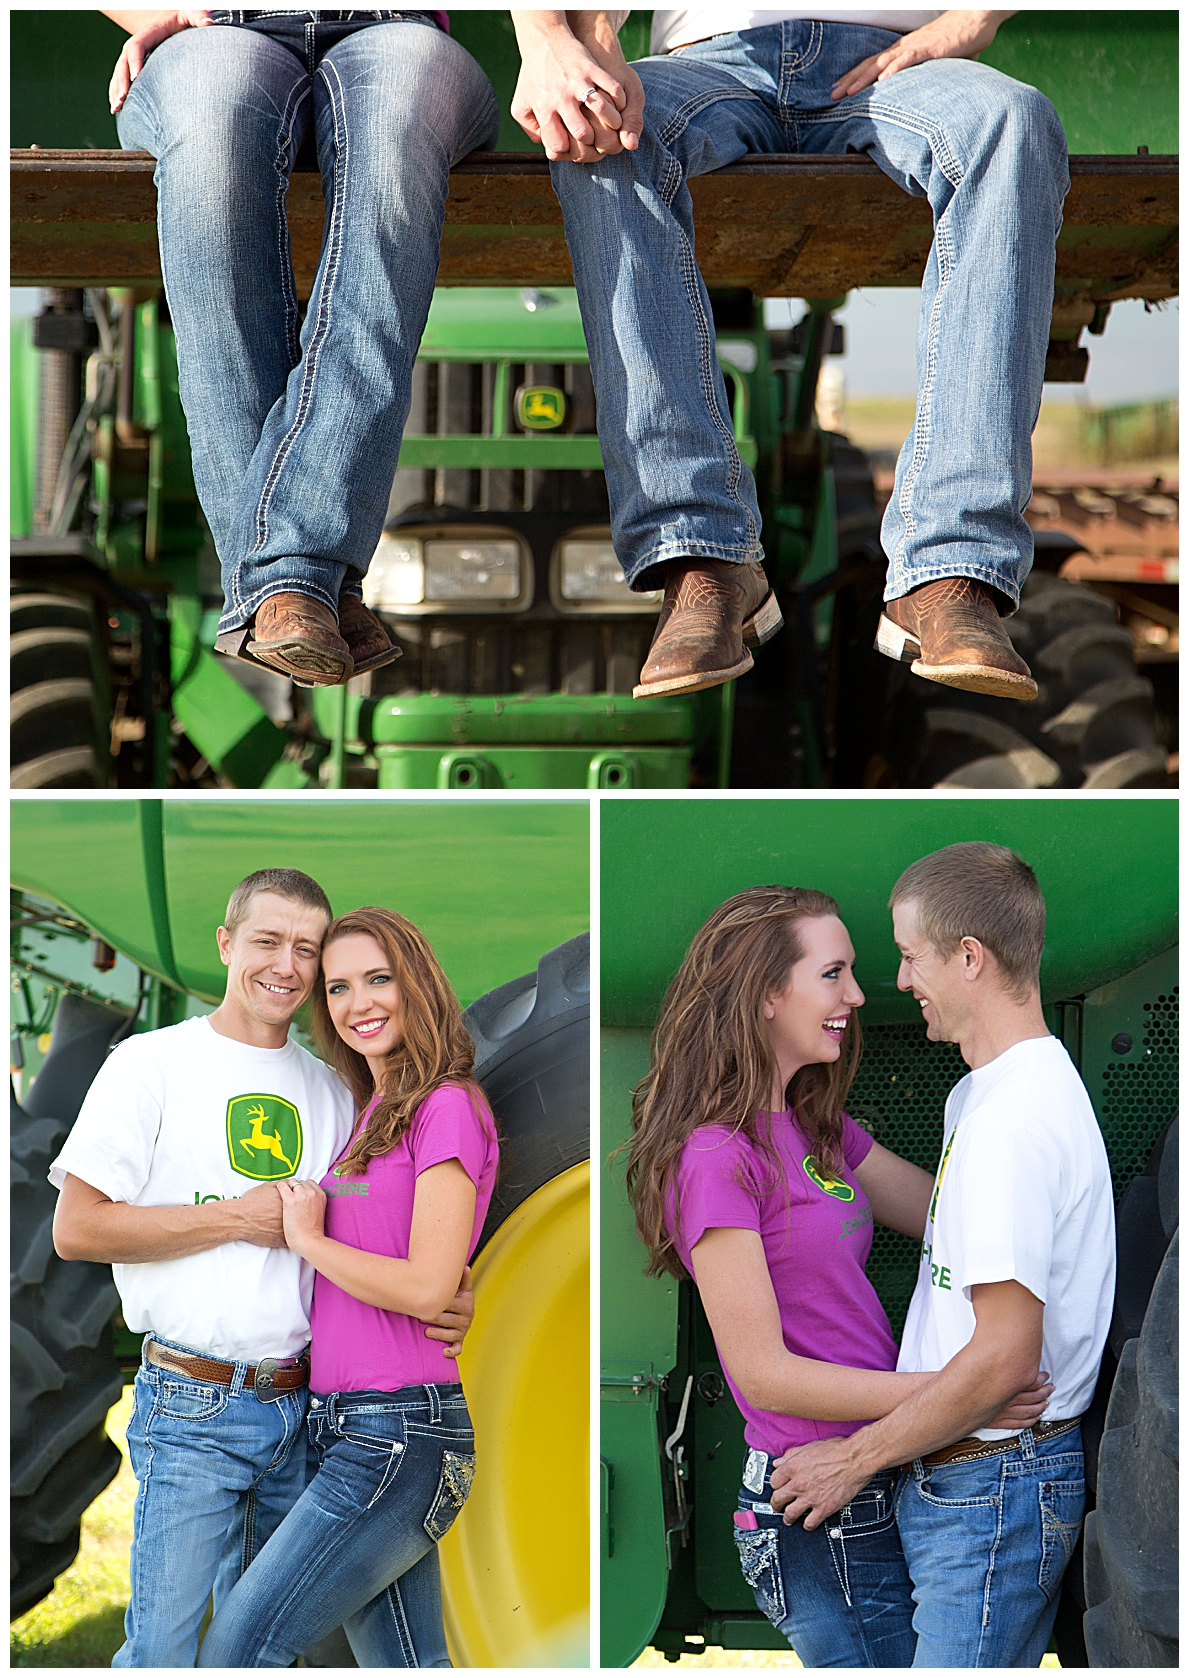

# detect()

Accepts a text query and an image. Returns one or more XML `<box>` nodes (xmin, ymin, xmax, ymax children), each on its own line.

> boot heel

<box><xmin>875</xmin><ymin>613</ymin><xmax>921</xmax><ymax>664</ymax></box>
<box><xmin>743</xmin><ymin>591</ymin><xmax>784</xmax><ymax>649</ymax></box>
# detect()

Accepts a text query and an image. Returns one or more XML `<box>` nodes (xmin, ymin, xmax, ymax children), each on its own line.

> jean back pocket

<box><xmin>424</xmin><ymin>1449</ymin><xmax>476</xmax><ymax>1541</ymax></box>
<box><xmin>733</xmin><ymin>1524</ymin><xmax>787</xmax><ymax>1627</ymax></box>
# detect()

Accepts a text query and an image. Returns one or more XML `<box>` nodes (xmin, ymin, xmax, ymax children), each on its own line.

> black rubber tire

<box><xmin>10</xmin><ymin>587</ymin><xmax>111</xmax><ymax>788</ymax></box>
<box><xmin>11</xmin><ymin>994</ymin><xmax>132</xmax><ymax>1618</ymax></box>
<box><xmin>896</xmin><ymin>571</ymin><xmax>1169</xmax><ymax>789</ymax></box>
<box><xmin>302</xmin><ymin>936</ymin><xmax>589</xmax><ymax>1669</ymax></box>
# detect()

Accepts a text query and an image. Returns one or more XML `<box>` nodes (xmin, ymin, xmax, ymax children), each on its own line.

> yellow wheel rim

<box><xmin>441</xmin><ymin>1161</ymin><xmax>589</xmax><ymax>1667</ymax></box>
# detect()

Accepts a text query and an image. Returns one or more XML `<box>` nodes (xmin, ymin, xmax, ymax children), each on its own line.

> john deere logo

<box><xmin>515</xmin><ymin>385</ymin><xmax>566</xmax><ymax>431</ymax></box>
<box><xmin>227</xmin><ymin>1094</ymin><xmax>302</xmax><ymax>1181</ymax></box>
<box><xmin>803</xmin><ymin>1153</ymin><xmax>855</xmax><ymax>1202</ymax></box>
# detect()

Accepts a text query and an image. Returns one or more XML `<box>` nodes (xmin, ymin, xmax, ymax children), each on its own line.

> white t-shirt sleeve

<box><xmin>948</xmin><ymin>1116</ymin><xmax>1063</xmax><ymax>1305</ymax></box>
<box><xmin>48</xmin><ymin>1040</ymin><xmax>164</xmax><ymax>1204</ymax></box>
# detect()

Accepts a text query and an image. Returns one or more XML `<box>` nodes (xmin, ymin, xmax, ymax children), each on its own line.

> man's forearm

<box><xmin>55</xmin><ymin>1198</ymin><xmax>259</xmax><ymax>1263</ymax></box>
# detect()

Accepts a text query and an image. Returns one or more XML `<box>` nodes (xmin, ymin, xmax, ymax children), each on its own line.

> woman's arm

<box><xmin>852</xmin><ymin>1140</ymin><xmax>934</xmax><ymax>1240</ymax></box>
<box><xmin>691</xmin><ymin>1226</ymin><xmax>935</xmax><ymax>1419</ymax></box>
<box><xmin>102</xmin><ymin>10</ymin><xmax>212</xmax><ymax>114</ymax></box>
<box><xmin>279</xmin><ymin>1161</ymin><xmax>476</xmax><ymax>1321</ymax></box>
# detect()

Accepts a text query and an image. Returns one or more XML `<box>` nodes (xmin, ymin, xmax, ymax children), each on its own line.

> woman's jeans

<box><xmin>197</xmin><ymin>1383</ymin><xmax>475</xmax><ymax>1668</ymax></box>
<box><xmin>113</xmin><ymin>1335</ymin><xmax>310</xmax><ymax>1668</ymax></box>
<box><xmin>895</xmin><ymin>1423</ymin><xmax>1086</xmax><ymax>1667</ymax></box>
<box><xmin>116</xmin><ymin>14</ymin><xmax>499</xmax><ymax>633</ymax></box>
<box><xmin>550</xmin><ymin>21</ymin><xmax>1069</xmax><ymax>601</ymax></box>
<box><xmin>734</xmin><ymin>1449</ymin><xmax>917</xmax><ymax>1667</ymax></box>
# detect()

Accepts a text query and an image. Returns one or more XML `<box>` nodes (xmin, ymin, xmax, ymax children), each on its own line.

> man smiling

<box><xmin>50</xmin><ymin>868</ymin><xmax>470</xmax><ymax>1667</ymax></box>
<box><xmin>769</xmin><ymin>841</ymin><xmax>1115</xmax><ymax>1667</ymax></box>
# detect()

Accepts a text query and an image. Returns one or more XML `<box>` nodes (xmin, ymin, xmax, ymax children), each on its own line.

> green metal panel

<box><xmin>601</xmin><ymin>1028</ymin><xmax>677</xmax><ymax>1668</ymax></box>
<box><xmin>10</xmin><ymin>319</ymin><xmax>39</xmax><ymax>537</ymax></box>
<box><xmin>980</xmin><ymin>11</ymin><xmax>1178</xmax><ymax>155</ymax></box>
<box><xmin>1080</xmin><ymin>944</ymin><xmax>1179</xmax><ymax>1201</ymax></box>
<box><xmin>398</xmin><ymin>435</ymin><xmax>605</xmax><ymax>469</ymax></box>
<box><xmin>311</xmin><ymin>689</ymin><xmax>694</xmax><ymax>748</ymax></box>
<box><xmin>420</xmin><ymin>288</ymin><xmax>590</xmax><ymax>359</ymax></box>
<box><xmin>10</xmin><ymin>801</ymin><xmax>181</xmax><ymax>986</ymax></box>
<box><xmin>601</xmin><ymin>798</ymin><xmax>1178</xmax><ymax>1028</ymax></box>
<box><xmin>11</xmin><ymin>798</ymin><xmax>588</xmax><ymax>1007</ymax></box>
<box><xmin>373</xmin><ymin>746</ymin><xmax>692</xmax><ymax>791</ymax></box>
<box><xmin>10</xmin><ymin>11</ymin><xmax>124</xmax><ymax>148</ymax></box>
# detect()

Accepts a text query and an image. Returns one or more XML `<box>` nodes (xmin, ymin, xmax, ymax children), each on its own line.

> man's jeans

<box><xmin>895</xmin><ymin>1423</ymin><xmax>1086</xmax><ymax>1667</ymax></box>
<box><xmin>550</xmin><ymin>22</ymin><xmax>1069</xmax><ymax>603</ymax></box>
<box><xmin>197</xmin><ymin>1383</ymin><xmax>475</xmax><ymax>1667</ymax></box>
<box><xmin>112</xmin><ymin>1335</ymin><xmax>310</xmax><ymax>1667</ymax></box>
<box><xmin>735</xmin><ymin>1452</ymin><xmax>917</xmax><ymax>1667</ymax></box>
<box><xmin>116</xmin><ymin>14</ymin><xmax>498</xmax><ymax>633</ymax></box>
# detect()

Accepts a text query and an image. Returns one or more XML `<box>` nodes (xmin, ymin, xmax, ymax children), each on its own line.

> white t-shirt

<box><xmin>897</xmin><ymin>1035</ymin><xmax>1115</xmax><ymax>1440</ymax></box>
<box><xmin>651</xmin><ymin>11</ymin><xmax>944</xmax><ymax>54</ymax></box>
<box><xmin>50</xmin><ymin>1016</ymin><xmax>356</xmax><ymax>1360</ymax></box>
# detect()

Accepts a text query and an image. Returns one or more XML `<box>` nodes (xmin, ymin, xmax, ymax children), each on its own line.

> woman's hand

<box><xmin>511</xmin><ymin>11</ymin><xmax>644</xmax><ymax>163</ymax></box>
<box><xmin>277</xmin><ymin>1179</ymin><xmax>328</xmax><ymax>1257</ymax></box>
<box><xmin>986</xmin><ymin>1369</ymin><xmax>1054</xmax><ymax>1431</ymax></box>
<box><xmin>106</xmin><ymin>10</ymin><xmax>213</xmax><ymax>114</ymax></box>
<box><xmin>830</xmin><ymin>10</ymin><xmax>1015</xmax><ymax>101</ymax></box>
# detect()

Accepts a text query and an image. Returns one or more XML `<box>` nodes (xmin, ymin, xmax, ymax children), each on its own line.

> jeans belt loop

<box><xmin>424</xmin><ymin>1383</ymin><xmax>441</xmax><ymax>1423</ymax></box>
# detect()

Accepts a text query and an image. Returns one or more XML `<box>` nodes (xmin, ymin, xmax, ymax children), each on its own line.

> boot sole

<box><xmin>346</xmin><ymin>642</ymin><xmax>403</xmax><ymax>676</ymax></box>
<box><xmin>741</xmin><ymin>589</ymin><xmax>784</xmax><ymax>649</ymax></box>
<box><xmin>247</xmin><ymin>634</ymin><xmax>353</xmax><ymax>688</ymax></box>
<box><xmin>633</xmin><ymin>650</ymin><xmax>754</xmax><ymax>700</ymax></box>
<box><xmin>874</xmin><ymin>614</ymin><xmax>1037</xmax><ymax>702</ymax></box>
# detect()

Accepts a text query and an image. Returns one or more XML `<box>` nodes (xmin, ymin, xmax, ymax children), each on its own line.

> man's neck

<box><xmin>957</xmin><ymin>995</ymin><xmax>1050</xmax><ymax>1071</ymax></box>
<box><xmin>206</xmin><ymin>1002</ymin><xmax>292</xmax><ymax>1051</ymax></box>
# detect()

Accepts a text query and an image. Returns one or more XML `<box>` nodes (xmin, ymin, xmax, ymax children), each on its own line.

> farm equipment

<box><xmin>9</xmin><ymin>10</ymin><xmax>1179</xmax><ymax>789</ymax></box>
<box><xmin>10</xmin><ymin>797</ymin><xmax>590</xmax><ymax>1665</ymax></box>
<box><xmin>600</xmin><ymin>798</ymin><xmax>1177</xmax><ymax>1666</ymax></box>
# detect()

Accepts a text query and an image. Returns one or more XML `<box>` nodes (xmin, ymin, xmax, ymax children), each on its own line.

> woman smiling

<box><xmin>198</xmin><ymin>906</ymin><xmax>498</xmax><ymax>1668</ymax></box>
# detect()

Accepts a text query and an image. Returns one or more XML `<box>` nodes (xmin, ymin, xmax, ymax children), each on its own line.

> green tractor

<box><xmin>10</xmin><ymin>11</ymin><xmax>1178</xmax><ymax>790</ymax></box>
<box><xmin>600</xmin><ymin>798</ymin><xmax>1177</xmax><ymax>1666</ymax></box>
<box><xmin>10</xmin><ymin>797</ymin><xmax>591</xmax><ymax>1665</ymax></box>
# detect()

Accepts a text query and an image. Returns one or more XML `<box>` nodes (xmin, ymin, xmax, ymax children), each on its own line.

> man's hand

<box><xmin>105</xmin><ymin>10</ymin><xmax>213</xmax><ymax>114</ymax></box>
<box><xmin>423</xmin><ymin>1265</ymin><xmax>475</xmax><ymax>1359</ymax></box>
<box><xmin>511</xmin><ymin>11</ymin><xmax>644</xmax><ymax>164</ymax></box>
<box><xmin>276</xmin><ymin>1179</ymin><xmax>327</xmax><ymax>1257</ymax></box>
<box><xmin>831</xmin><ymin>10</ymin><xmax>1016</xmax><ymax>100</ymax></box>
<box><xmin>232</xmin><ymin>1182</ymin><xmax>288</xmax><ymax>1249</ymax></box>
<box><xmin>769</xmin><ymin>1436</ymin><xmax>868</xmax><ymax>1529</ymax></box>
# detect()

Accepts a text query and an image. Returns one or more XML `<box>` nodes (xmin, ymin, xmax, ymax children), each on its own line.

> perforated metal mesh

<box><xmin>1098</xmin><ymin>985</ymin><xmax>1179</xmax><ymax>1202</ymax></box>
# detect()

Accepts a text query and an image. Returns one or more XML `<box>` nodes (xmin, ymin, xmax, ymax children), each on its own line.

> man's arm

<box><xmin>852</xmin><ymin>1141</ymin><xmax>934</xmax><ymax>1240</ymax></box>
<box><xmin>769</xmin><ymin>1279</ymin><xmax>1045</xmax><ymax>1527</ymax></box>
<box><xmin>831</xmin><ymin>11</ymin><xmax>1017</xmax><ymax>100</ymax></box>
<box><xmin>53</xmin><ymin>1171</ymin><xmax>287</xmax><ymax>1262</ymax></box>
<box><xmin>510</xmin><ymin>11</ymin><xmax>644</xmax><ymax>164</ymax></box>
<box><xmin>102</xmin><ymin>10</ymin><xmax>213</xmax><ymax>114</ymax></box>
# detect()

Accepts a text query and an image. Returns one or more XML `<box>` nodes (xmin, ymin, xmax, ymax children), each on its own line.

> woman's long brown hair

<box><xmin>624</xmin><ymin>886</ymin><xmax>862</xmax><ymax>1279</ymax></box>
<box><xmin>312</xmin><ymin>906</ymin><xmax>490</xmax><ymax>1175</ymax></box>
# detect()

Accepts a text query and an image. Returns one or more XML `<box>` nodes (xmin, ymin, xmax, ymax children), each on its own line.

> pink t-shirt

<box><xmin>669</xmin><ymin>1110</ymin><xmax>897</xmax><ymax>1455</ymax></box>
<box><xmin>310</xmin><ymin>1082</ymin><xmax>498</xmax><ymax>1393</ymax></box>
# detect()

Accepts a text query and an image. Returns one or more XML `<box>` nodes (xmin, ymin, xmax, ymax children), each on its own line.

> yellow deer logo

<box><xmin>238</xmin><ymin>1104</ymin><xmax>295</xmax><ymax>1173</ymax></box>
<box><xmin>226</xmin><ymin>1093</ymin><xmax>302</xmax><ymax>1180</ymax></box>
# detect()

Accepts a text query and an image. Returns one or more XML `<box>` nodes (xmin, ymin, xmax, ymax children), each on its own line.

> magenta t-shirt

<box><xmin>669</xmin><ymin>1110</ymin><xmax>898</xmax><ymax>1455</ymax></box>
<box><xmin>310</xmin><ymin>1082</ymin><xmax>498</xmax><ymax>1393</ymax></box>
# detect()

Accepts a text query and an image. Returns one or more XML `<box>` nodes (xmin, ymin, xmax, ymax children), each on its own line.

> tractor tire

<box><xmin>895</xmin><ymin>571</ymin><xmax>1169</xmax><ymax>789</ymax></box>
<box><xmin>11</xmin><ymin>994</ymin><xmax>132</xmax><ymax>1618</ymax></box>
<box><xmin>10</xmin><ymin>587</ymin><xmax>111</xmax><ymax>788</ymax></box>
<box><xmin>303</xmin><ymin>936</ymin><xmax>590</xmax><ymax>1668</ymax></box>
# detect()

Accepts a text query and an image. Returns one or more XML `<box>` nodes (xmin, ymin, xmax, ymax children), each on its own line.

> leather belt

<box><xmin>920</xmin><ymin>1415</ymin><xmax>1081</xmax><ymax>1469</ymax></box>
<box><xmin>146</xmin><ymin>1338</ymin><xmax>310</xmax><ymax>1398</ymax></box>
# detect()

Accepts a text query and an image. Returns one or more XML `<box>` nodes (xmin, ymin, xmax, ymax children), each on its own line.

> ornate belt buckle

<box><xmin>254</xmin><ymin>1357</ymin><xmax>282</xmax><ymax>1401</ymax></box>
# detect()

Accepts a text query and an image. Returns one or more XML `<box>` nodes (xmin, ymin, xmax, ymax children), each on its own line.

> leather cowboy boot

<box><xmin>243</xmin><ymin>593</ymin><xmax>353</xmax><ymax>687</ymax></box>
<box><xmin>633</xmin><ymin>559</ymin><xmax>783</xmax><ymax>700</ymax></box>
<box><xmin>336</xmin><ymin>594</ymin><xmax>402</xmax><ymax>676</ymax></box>
<box><xmin>875</xmin><ymin>577</ymin><xmax>1037</xmax><ymax>701</ymax></box>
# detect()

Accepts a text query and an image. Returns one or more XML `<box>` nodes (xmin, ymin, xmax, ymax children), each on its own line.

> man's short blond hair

<box><xmin>224</xmin><ymin>869</ymin><xmax>332</xmax><ymax>937</ymax></box>
<box><xmin>889</xmin><ymin>842</ymin><xmax>1045</xmax><ymax>999</ymax></box>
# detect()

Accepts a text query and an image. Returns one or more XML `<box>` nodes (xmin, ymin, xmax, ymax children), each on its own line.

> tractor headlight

<box><xmin>365</xmin><ymin>526</ymin><xmax>531</xmax><ymax>614</ymax></box>
<box><xmin>551</xmin><ymin>528</ymin><xmax>662</xmax><ymax>613</ymax></box>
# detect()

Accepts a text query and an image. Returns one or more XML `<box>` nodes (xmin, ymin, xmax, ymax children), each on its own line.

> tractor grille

<box><xmin>1098</xmin><ymin>984</ymin><xmax>1179</xmax><ymax>1203</ymax></box>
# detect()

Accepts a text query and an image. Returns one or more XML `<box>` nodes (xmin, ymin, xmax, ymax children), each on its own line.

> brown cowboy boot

<box><xmin>336</xmin><ymin>595</ymin><xmax>403</xmax><ymax>676</ymax></box>
<box><xmin>633</xmin><ymin>559</ymin><xmax>783</xmax><ymax>700</ymax></box>
<box><xmin>245</xmin><ymin>593</ymin><xmax>353</xmax><ymax>687</ymax></box>
<box><xmin>875</xmin><ymin>577</ymin><xmax>1037</xmax><ymax>701</ymax></box>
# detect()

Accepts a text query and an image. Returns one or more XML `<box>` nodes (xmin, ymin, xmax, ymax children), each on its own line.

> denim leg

<box><xmin>735</xmin><ymin>1456</ymin><xmax>916</xmax><ymax>1667</ymax></box>
<box><xmin>217</xmin><ymin>23</ymin><xmax>499</xmax><ymax>630</ymax></box>
<box><xmin>794</xmin><ymin>57</ymin><xmax>1069</xmax><ymax>609</ymax></box>
<box><xmin>550</xmin><ymin>54</ymin><xmax>786</xmax><ymax>590</ymax></box>
<box><xmin>197</xmin><ymin>1386</ymin><xmax>474</xmax><ymax>1668</ymax></box>
<box><xmin>112</xmin><ymin>1362</ymin><xmax>308</xmax><ymax>1668</ymax></box>
<box><xmin>895</xmin><ymin>1427</ymin><xmax>1086</xmax><ymax>1667</ymax></box>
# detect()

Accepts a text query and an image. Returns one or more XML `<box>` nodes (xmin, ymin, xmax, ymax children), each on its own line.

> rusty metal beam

<box><xmin>11</xmin><ymin>148</ymin><xmax>1177</xmax><ymax>301</ymax></box>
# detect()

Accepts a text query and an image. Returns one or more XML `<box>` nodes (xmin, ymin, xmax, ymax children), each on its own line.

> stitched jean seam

<box><xmin>382</xmin><ymin>1576</ymin><xmax>417</xmax><ymax>1666</ymax></box>
<box><xmin>657</xmin><ymin>84</ymin><xmax>766</xmax><ymax>150</ymax></box>
<box><xmin>273</xmin><ymin>79</ymin><xmax>311</xmax><ymax>369</ymax></box>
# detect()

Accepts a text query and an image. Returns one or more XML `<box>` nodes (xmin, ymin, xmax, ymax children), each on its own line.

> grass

<box><xmin>11</xmin><ymin>1389</ymin><xmax>137</xmax><ymax>1668</ymax></box>
<box><xmin>635</xmin><ymin>1644</ymin><xmax>1061</xmax><ymax>1667</ymax></box>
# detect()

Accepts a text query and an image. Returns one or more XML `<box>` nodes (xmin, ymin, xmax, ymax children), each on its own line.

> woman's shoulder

<box><xmin>677</xmin><ymin>1121</ymin><xmax>761</xmax><ymax>1171</ymax></box>
<box><xmin>414</xmin><ymin>1080</ymin><xmax>496</xmax><ymax>1136</ymax></box>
